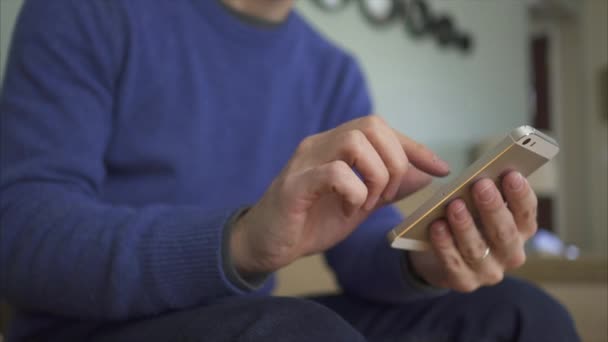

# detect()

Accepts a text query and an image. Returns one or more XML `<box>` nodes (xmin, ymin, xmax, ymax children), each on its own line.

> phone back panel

<box><xmin>388</xmin><ymin>126</ymin><xmax>559</xmax><ymax>249</ymax></box>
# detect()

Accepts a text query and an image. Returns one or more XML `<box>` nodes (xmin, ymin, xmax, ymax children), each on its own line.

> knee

<box><xmin>485</xmin><ymin>277</ymin><xmax>579</xmax><ymax>339</ymax></box>
<box><xmin>493</xmin><ymin>278</ymin><xmax>572</xmax><ymax>320</ymax></box>
<box><xmin>248</xmin><ymin>297</ymin><xmax>365</xmax><ymax>342</ymax></box>
<box><xmin>194</xmin><ymin>296</ymin><xmax>364</xmax><ymax>342</ymax></box>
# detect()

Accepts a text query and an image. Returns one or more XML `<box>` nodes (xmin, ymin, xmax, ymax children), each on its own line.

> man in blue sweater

<box><xmin>0</xmin><ymin>0</ymin><xmax>579</xmax><ymax>341</ymax></box>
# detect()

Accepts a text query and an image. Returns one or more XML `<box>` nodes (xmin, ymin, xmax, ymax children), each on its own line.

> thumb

<box><xmin>392</xmin><ymin>165</ymin><xmax>434</xmax><ymax>202</ymax></box>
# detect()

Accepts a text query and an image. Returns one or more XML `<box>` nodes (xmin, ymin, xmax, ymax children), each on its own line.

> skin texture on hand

<box><xmin>231</xmin><ymin>115</ymin><xmax>539</xmax><ymax>294</ymax></box>
<box><xmin>230</xmin><ymin>116</ymin><xmax>450</xmax><ymax>277</ymax></box>
<box><xmin>408</xmin><ymin>171</ymin><xmax>538</xmax><ymax>292</ymax></box>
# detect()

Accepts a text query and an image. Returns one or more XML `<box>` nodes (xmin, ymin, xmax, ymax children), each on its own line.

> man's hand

<box><xmin>409</xmin><ymin>171</ymin><xmax>538</xmax><ymax>292</ymax></box>
<box><xmin>230</xmin><ymin>116</ymin><xmax>450</xmax><ymax>277</ymax></box>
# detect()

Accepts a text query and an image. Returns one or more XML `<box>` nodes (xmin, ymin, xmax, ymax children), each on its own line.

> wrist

<box><xmin>403</xmin><ymin>252</ymin><xmax>432</xmax><ymax>286</ymax></box>
<box><xmin>230</xmin><ymin>211</ymin><xmax>259</xmax><ymax>277</ymax></box>
<box><xmin>407</xmin><ymin>250</ymin><xmax>442</xmax><ymax>287</ymax></box>
<box><xmin>401</xmin><ymin>252</ymin><xmax>450</xmax><ymax>297</ymax></box>
<box><xmin>222</xmin><ymin>207</ymin><xmax>273</xmax><ymax>290</ymax></box>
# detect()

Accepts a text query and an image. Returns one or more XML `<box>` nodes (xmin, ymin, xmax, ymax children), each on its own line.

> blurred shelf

<box><xmin>508</xmin><ymin>256</ymin><xmax>608</xmax><ymax>283</ymax></box>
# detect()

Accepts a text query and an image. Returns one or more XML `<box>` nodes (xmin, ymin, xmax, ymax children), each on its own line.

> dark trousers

<box><xmin>77</xmin><ymin>277</ymin><xmax>578</xmax><ymax>342</ymax></box>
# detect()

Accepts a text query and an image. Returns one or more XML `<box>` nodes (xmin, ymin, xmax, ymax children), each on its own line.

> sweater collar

<box><xmin>194</xmin><ymin>0</ymin><xmax>299</xmax><ymax>47</ymax></box>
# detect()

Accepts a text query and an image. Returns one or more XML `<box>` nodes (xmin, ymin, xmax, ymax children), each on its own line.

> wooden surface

<box><xmin>508</xmin><ymin>256</ymin><xmax>608</xmax><ymax>283</ymax></box>
<box><xmin>275</xmin><ymin>254</ymin><xmax>338</xmax><ymax>297</ymax></box>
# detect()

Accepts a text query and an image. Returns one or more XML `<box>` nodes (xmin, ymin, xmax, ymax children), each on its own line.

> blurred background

<box><xmin>1</xmin><ymin>0</ymin><xmax>607</xmax><ymax>341</ymax></box>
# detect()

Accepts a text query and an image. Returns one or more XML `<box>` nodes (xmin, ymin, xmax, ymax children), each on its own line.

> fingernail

<box><xmin>478</xmin><ymin>181</ymin><xmax>495</xmax><ymax>202</ymax></box>
<box><xmin>452</xmin><ymin>200</ymin><xmax>467</xmax><ymax>222</ymax></box>
<box><xmin>509</xmin><ymin>173</ymin><xmax>524</xmax><ymax>191</ymax></box>
<box><xmin>433</xmin><ymin>155</ymin><xmax>450</xmax><ymax>172</ymax></box>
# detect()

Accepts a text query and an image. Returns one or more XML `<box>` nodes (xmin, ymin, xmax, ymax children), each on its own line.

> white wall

<box><xmin>0</xmin><ymin>0</ymin><xmax>23</xmax><ymax>84</ymax></box>
<box><xmin>297</xmin><ymin>0</ymin><xmax>530</xmax><ymax>173</ymax></box>
<box><xmin>581</xmin><ymin>0</ymin><xmax>607</xmax><ymax>255</ymax></box>
<box><xmin>533</xmin><ymin>0</ymin><xmax>607</xmax><ymax>254</ymax></box>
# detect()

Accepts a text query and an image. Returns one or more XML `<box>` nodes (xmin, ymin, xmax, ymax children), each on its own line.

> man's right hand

<box><xmin>230</xmin><ymin>116</ymin><xmax>450</xmax><ymax>277</ymax></box>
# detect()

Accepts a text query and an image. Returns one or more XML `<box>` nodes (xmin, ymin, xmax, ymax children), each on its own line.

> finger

<box><xmin>393</xmin><ymin>165</ymin><xmax>433</xmax><ymax>201</ymax></box>
<box><xmin>392</xmin><ymin>129</ymin><xmax>450</xmax><ymax>177</ymax></box>
<box><xmin>354</xmin><ymin>116</ymin><xmax>409</xmax><ymax>202</ymax></box>
<box><xmin>502</xmin><ymin>171</ymin><xmax>538</xmax><ymax>240</ymax></box>
<box><xmin>429</xmin><ymin>220</ymin><xmax>479</xmax><ymax>292</ymax></box>
<box><xmin>445</xmin><ymin>200</ymin><xmax>505</xmax><ymax>285</ymax></box>
<box><xmin>472</xmin><ymin>179</ymin><xmax>523</xmax><ymax>265</ymax></box>
<box><xmin>336</xmin><ymin>116</ymin><xmax>448</xmax><ymax>178</ymax></box>
<box><xmin>333</xmin><ymin>130</ymin><xmax>390</xmax><ymax>210</ymax></box>
<box><xmin>446</xmin><ymin>199</ymin><xmax>490</xmax><ymax>265</ymax></box>
<box><xmin>291</xmin><ymin>160</ymin><xmax>368</xmax><ymax>216</ymax></box>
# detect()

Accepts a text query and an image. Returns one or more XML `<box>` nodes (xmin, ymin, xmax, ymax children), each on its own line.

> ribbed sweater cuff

<box><xmin>400</xmin><ymin>252</ymin><xmax>449</xmax><ymax>298</ymax></box>
<box><xmin>139</xmin><ymin>207</ymin><xmax>257</xmax><ymax>308</ymax></box>
<box><xmin>222</xmin><ymin>207</ymin><xmax>272</xmax><ymax>291</ymax></box>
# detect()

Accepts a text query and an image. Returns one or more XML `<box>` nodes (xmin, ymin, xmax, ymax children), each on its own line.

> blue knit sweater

<box><xmin>0</xmin><ymin>0</ymin><xmax>431</xmax><ymax>340</ymax></box>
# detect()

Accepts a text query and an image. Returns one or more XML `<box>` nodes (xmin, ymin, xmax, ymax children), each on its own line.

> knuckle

<box><xmin>387</xmin><ymin>157</ymin><xmax>408</xmax><ymax>177</ymax></box>
<box><xmin>443</xmin><ymin>253</ymin><xmax>463</xmax><ymax>271</ymax></box>
<box><xmin>342</xmin><ymin>130</ymin><xmax>366</xmax><ymax>152</ymax></box>
<box><xmin>435</xmin><ymin>238</ymin><xmax>453</xmax><ymax>250</ymax></box>
<box><xmin>527</xmin><ymin>220</ymin><xmax>539</xmax><ymax>237</ymax></box>
<box><xmin>296</xmin><ymin>135</ymin><xmax>316</xmax><ymax>154</ymax></box>
<box><xmin>522</xmin><ymin>205</ymin><xmax>538</xmax><ymax>224</ymax></box>
<box><xmin>461</xmin><ymin>241</ymin><xmax>484</xmax><ymax>261</ymax></box>
<box><xmin>455</xmin><ymin>280</ymin><xmax>479</xmax><ymax>293</ymax></box>
<box><xmin>485</xmin><ymin>270</ymin><xmax>504</xmax><ymax>285</ymax></box>
<box><xmin>519</xmin><ymin>216</ymin><xmax>538</xmax><ymax>240</ymax></box>
<box><xmin>362</xmin><ymin>166</ymin><xmax>389</xmax><ymax>190</ymax></box>
<box><xmin>493</xmin><ymin>224</ymin><xmax>517</xmax><ymax>244</ymax></box>
<box><xmin>506</xmin><ymin>251</ymin><xmax>527</xmax><ymax>269</ymax></box>
<box><xmin>349</xmin><ymin>185</ymin><xmax>368</xmax><ymax>205</ymax></box>
<box><xmin>325</xmin><ymin>161</ymin><xmax>350</xmax><ymax>182</ymax></box>
<box><xmin>363</xmin><ymin>115</ymin><xmax>386</xmax><ymax>130</ymax></box>
<box><xmin>376</xmin><ymin>165</ymin><xmax>390</xmax><ymax>185</ymax></box>
<box><xmin>520</xmin><ymin>208</ymin><xmax>536</xmax><ymax>223</ymax></box>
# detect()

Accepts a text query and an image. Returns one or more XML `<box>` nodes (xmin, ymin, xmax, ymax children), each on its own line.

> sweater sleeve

<box><xmin>0</xmin><ymin>0</ymin><xmax>270</xmax><ymax>321</ymax></box>
<box><xmin>322</xmin><ymin>54</ymin><xmax>445</xmax><ymax>302</ymax></box>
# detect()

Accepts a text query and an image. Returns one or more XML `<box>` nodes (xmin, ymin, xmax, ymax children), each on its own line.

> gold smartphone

<box><xmin>387</xmin><ymin>125</ymin><xmax>560</xmax><ymax>251</ymax></box>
